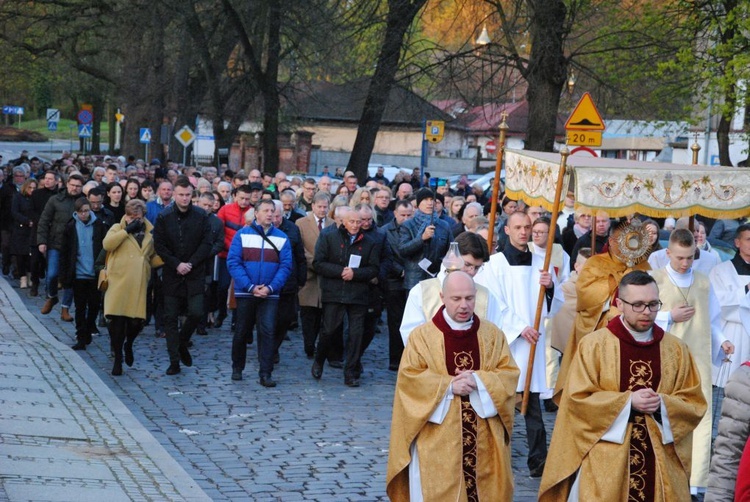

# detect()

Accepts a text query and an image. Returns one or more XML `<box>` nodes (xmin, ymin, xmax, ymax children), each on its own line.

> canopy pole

<box><xmin>486</xmin><ymin>113</ymin><xmax>509</xmax><ymax>252</ymax></box>
<box><xmin>689</xmin><ymin>136</ymin><xmax>701</xmax><ymax>232</ymax></box>
<box><xmin>521</xmin><ymin>146</ymin><xmax>570</xmax><ymax>415</ymax></box>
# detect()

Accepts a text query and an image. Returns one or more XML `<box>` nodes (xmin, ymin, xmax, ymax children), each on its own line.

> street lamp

<box><xmin>476</xmin><ymin>25</ymin><xmax>491</xmax><ymax>46</ymax></box>
<box><xmin>566</xmin><ymin>70</ymin><xmax>577</xmax><ymax>96</ymax></box>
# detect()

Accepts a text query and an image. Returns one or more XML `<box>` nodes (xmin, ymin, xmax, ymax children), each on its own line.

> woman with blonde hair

<box><xmin>350</xmin><ymin>187</ymin><xmax>373</xmax><ymax>209</ymax></box>
<box><xmin>102</xmin><ymin>199</ymin><xmax>162</xmax><ymax>376</ymax></box>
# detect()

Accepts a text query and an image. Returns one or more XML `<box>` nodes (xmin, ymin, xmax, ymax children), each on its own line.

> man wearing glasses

<box><xmin>37</xmin><ymin>174</ymin><xmax>86</xmax><ymax>321</ymax></box>
<box><xmin>540</xmin><ymin>270</ymin><xmax>706</xmax><ymax>501</ymax></box>
<box><xmin>650</xmin><ymin>228</ymin><xmax>733</xmax><ymax>496</ymax></box>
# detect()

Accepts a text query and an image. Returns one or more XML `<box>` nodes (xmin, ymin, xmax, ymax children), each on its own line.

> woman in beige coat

<box><xmin>103</xmin><ymin>199</ymin><xmax>162</xmax><ymax>376</ymax></box>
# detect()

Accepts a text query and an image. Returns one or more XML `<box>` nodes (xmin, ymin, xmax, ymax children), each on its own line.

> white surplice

<box><xmin>709</xmin><ymin>260</ymin><xmax>750</xmax><ymax>385</ymax></box>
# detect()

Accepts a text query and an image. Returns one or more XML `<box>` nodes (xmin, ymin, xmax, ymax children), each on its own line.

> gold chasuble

<box><xmin>419</xmin><ymin>278</ymin><xmax>490</xmax><ymax>322</ymax></box>
<box><xmin>650</xmin><ymin>269</ymin><xmax>713</xmax><ymax>488</ymax></box>
<box><xmin>387</xmin><ymin>307</ymin><xmax>519</xmax><ymax>501</ymax></box>
<box><xmin>539</xmin><ymin>317</ymin><xmax>706</xmax><ymax>502</ymax></box>
<box><xmin>554</xmin><ymin>251</ymin><xmax>650</xmax><ymax>403</ymax></box>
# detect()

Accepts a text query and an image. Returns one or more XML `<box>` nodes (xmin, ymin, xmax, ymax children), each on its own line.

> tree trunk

<box><xmin>523</xmin><ymin>0</ymin><xmax>568</xmax><ymax>152</ymax></box>
<box><xmin>717</xmin><ymin>114</ymin><xmax>732</xmax><ymax>166</ymax></box>
<box><xmin>347</xmin><ymin>0</ymin><xmax>427</xmax><ymax>182</ymax></box>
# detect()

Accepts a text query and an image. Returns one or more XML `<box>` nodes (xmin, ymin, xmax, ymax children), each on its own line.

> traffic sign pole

<box><xmin>420</xmin><ymin>118</ymin><xmax>428</xmax><ymax>188</ymax></box>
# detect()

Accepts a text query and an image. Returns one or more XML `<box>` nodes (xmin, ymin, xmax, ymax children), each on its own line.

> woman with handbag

<box><xmin>60</xmin><ymin>198</ymin><xmax>106</xmax><ymax>350</ymax></box>
<box><xmin>102</xmin><ymin>199</ymin><xmax>162</xmax><ymax>376</ymax></box>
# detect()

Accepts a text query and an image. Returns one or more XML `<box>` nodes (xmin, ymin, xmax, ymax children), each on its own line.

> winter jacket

<box><xmin>227</xmin><ymin>221</ymin><xmax>292</xmax><ymax>298</ymax></box>
<box><xmin>313</xmin><ymin>224</ymin><xmax>381</xmax><ymax>306</ymax></box>
<box><xmin>382</xmin><ymin>219</ymin><xmax>406</xmax><ymax>292</ymax></box>
<box><xmin>707</xmin><ymin>363</ymin><xmax>750</xmax><ymax>502</ymax></box>
<box><xmin>10</xmin><ymin>192</ymin><xmax>33</xmax><ymax>256</ymax></box>
<box><xmin>59</xmin><ymin>214</ymin><xmax>106</xmax><ymax>288</ymax></box>
<box><xmin>216</xmin><ymin>202</ymin><xmax>252</xmax><ymax>259</ymax></box>
<box><xmin>153</xmin><ymin>203</ymin><xmax>213</xmax><ymax>298</ymax></box>
<box><xmin>37</xmin><ymin>189</ymin><xmax>85</xmax><ymax>250</ymax></box>
<box><xmin>398</xmin><ymin>212</ymin><xmax>451</xmax><ymax>290</ymax></box>
<box><xmin>278</xmin><ymin>217</ymin><xmax>307</xmax><ymax>294</ymax></box>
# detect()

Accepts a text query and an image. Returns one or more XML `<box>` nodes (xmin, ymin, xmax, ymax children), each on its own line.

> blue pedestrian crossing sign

<box><xmin>140</xmin><ymin>128</ymin><xmax>151</xmax><ymax>144</ymax></box>
<box><xmin>78</xmin><ymin>124</ymin><xmax>92</xmax><ymax>138</ymax></box>
<box><xmin>48</xmin><ymin>121</ymin><xmax>58</xmax><ymax>132</ymax></box>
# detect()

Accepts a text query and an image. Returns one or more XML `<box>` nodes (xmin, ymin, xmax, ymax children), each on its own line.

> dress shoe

<box><xmin>112</xmin><ymin>362</ymin><xmax>123</xmax><ymax>376</ymax></box>
<box><xmin>179</xmin><ymin>346</ymin><xmax>193</xmax><ymax>367</ymax></box>
<box><xmin>328</xmin><ymin>360</ymin><xmax>343</xmax><ymax>369</ymax></box>
<box><xmin>231</xmin><ymin>370</ymin><xmax>242</xmax><ymax>381</ymax></box>
<box><xmin>29</xmin><ymin>284</ymin><xmax>39</xmax><ymax>297</ymax></box>
<box><xmin>166</xmin><ymin>363</ymin><xmax>181</xmax><ymax>375</ymax></box>
<box><xmin>71</xmin><ymin>342</ymin><xmax>86</xmax><ymax>351</ymax></box>
<box><xmin>345</xmin><ymin>378</ymin><xmax>360</xmax><ymax>388</ymax></box>
<box><xmin>259</xmin><ymin>376</ymin><xmax>277</xmax><ymax>388</ymax></box>
<box><xmin>41</xmin><ymin>296</ymin><xmax>58</xmax><ymax>315</ymax></box>
<box><xmin>214</xmin><ymin>313</ymin><xmax>226</xmax><ymax>328</ymax></box>
<box><xmin>156</xmin><ymin>331</ymin><xmax>166</xmax><ymax>339</ymax></box>
<box><xmin>529</xmin><ymin>461</ymin><xmax>546</xmax><ymax>478</ymax></box>
<box><xmin>124</xmin><ymin>343</ymin><xmax>134</xmax><ymax>367</ymax></box>
<box><xmin>196</xmin><ymin>327</ymin><xmax>208</xmax><ymax>336</ymax></box>
<box><xmin>60</xmin><ymin>307</ymin><xmax>74</xmax><ymax>322</ymax></box>
<box><xmin>311</xmin><ymin>361</ymin><xmax>323</xmax><ymax>380</ymax></box>
<box><xmin>543</xmin><ymin>399</ymin><xmax>558</xmax><ymax>413</ymax></box>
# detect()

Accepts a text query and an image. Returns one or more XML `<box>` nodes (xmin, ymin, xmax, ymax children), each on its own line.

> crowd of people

<box><xmin>1</xmin><ymin>149</ymin><xmax>749</xmax><ymax>500</ymax></box>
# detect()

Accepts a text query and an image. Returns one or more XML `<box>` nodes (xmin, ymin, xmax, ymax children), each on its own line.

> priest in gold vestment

<box><xmin>387</xmin><ymin>272</ymin><xmax>519</xmax><ymax>501</ymax></box>
<box><xmin>539</xmin><ymin>271</ymin><xmax>706</xmax><ymax>502</ymax></box>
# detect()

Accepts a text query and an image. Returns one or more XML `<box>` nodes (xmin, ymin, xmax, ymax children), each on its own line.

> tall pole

<box><xmin>521</xmin><ymin>145</ymin><xmax>570</xmax><ymax>415</ymax></box>
<box><xmin>486</xmin><ymin>112</ymin><xmax>509</xmax><ymax>251</ymax></box>
<box><xmin>420</xmin><ymin>118</ymin><xmax>428</xmax><ymax>188</ymax></box>
<box><xmin>689</xmin><ymin>133</ymin><xmax>701</xmax><ymax>232</ymax></box>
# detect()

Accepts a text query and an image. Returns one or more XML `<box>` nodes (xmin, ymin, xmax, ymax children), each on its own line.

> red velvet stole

<box><xmin>431</xmin><ymin>306</ymin><xmax>481</xmax><ymax>502</ymax></box>
<box><xmin>607</xmin><ymin>316</ymin><xmax>663</xmax><ymax>502</ymax></box>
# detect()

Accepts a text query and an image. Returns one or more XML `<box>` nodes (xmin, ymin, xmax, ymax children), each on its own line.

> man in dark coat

<box><xmin>153</xmin><ymin>176</ymin><xmax>212</xmax><ymax>375</ymax></box>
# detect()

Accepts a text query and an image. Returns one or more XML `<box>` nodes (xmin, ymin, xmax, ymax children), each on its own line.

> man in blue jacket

<box><xmin>227</xmin><ymin>199</ymin><xmax>292</xmax><ymax>387</ymax></box>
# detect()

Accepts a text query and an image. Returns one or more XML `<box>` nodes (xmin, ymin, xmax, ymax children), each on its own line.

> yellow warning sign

<box><xmin>565</xmin><ymin>92</ymin><xmax>605</xmax><ymax>131</ymax></box>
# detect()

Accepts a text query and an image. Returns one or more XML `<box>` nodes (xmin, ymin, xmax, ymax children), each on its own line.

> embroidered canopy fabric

<box><xmin>503</xmin><ymin>149</ymin><xmax>750</xmax><ymax>219</ymax></box>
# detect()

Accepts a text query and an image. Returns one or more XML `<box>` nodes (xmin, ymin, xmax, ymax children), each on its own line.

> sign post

<box><xmin>140</xmin><ymin>128</ymin><xmax>152</xmax><ymax>161</ymax></box>
<box><xmin>114</xmin><ymin>109</ymin><xmax>125</xmax><ymax>151</ymax></box>
<box><xmin>564</xmin><ymin>92</ymin><xmax>605</xmax><ymax>148</ymax></box>
<box><xmin>421</xmin><ymin>120</ymin><xmax>445</xmax><ymax>187</ymax></box>
<box><xmin>174</xmin><ymin>125</ymin><xmax>196</xmax><ymax>166</ymax></box>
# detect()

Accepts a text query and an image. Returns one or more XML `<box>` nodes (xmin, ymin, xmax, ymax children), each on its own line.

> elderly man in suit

<box><xmin>296</xmin><ymin>192</ymin><xmax>334</xmax><ymax>359</ymax></box>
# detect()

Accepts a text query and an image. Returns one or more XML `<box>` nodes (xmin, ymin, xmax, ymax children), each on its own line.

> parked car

<box><xmin>367</xmin><ymin>164</ymin><xmax>411</xmax><ymax>183</ymax></box>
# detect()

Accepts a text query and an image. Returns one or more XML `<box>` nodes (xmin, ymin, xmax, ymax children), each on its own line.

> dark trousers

<box><xmin>146</xmin><ymin>269</ymin><xmax>163</xmax><ymax>332</ymax></box>
<box><xmin>13</xmin><ymin>253</ymin><xmax>29</xmax><ymax>277</ymax></box>
<box><xmin>317</xmin><ymin>302</ymin><xmax>367</xmax><ymax>381</ymax></box>
<box><xmin>1</xmin><ymin>229</ymin><xmax>10</xmax><ymax>273</ymax></box>
<box><xmin>163</xmin><ymin>294</ymin><xmax>203</xmax><ymax>365</ymax></box>
<box><xmin>72</xmin><ymin>278</ymin><xmax>100</xmax><ymax>344</ymax></box>
<box><xmin>30</xmin><ymin>247</ymin><xmax>45</xmax><ymax>287</ymax></box>
<box><xmin>522</xmin><ymin>392</ymin><xmax>548</xmax><ymax>471</ymax></box>
<box><xmin>232</xmin><ymin>296</ymin><xmax>278</xmax><ymax>378</ymax></box>
<box><xmin>385</xmin><ymin>288</ymin><xmax>407</xmax><ymax>367</ymax></box>
<box><xmin>360</xmin><ymin>304</ymin><xmax>382</xmax><ymax>360</ymax></box>
<box><xmin>301</xmin><ymin>305</ymin><xmax>343</xmax><ymax>362</ymax></box>
<box><xmin>274</xmin><ymin>292</ymin><xmax>298</xmax><ymax>354</ymax></box>
<box><xmin>216</xmin><ymin>258</ymin><xmax>230</xmax><ymax>318</ymax></box>
<box><xmin>108</xmin><ymin>315</ymin><xmax>143</xmax><ymax>365</ymax></box>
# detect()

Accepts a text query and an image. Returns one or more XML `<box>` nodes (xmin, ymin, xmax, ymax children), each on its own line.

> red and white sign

<box><xmin>485</xmin><ymin>140</ymin><xmax>497</xmax><ymax>154</ymax></box>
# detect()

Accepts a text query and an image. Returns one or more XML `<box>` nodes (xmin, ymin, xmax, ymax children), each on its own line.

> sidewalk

<box><xmin>0</xmin><ymin>279</ymin><xmax>210</xmax><ymax>502</ymax></box>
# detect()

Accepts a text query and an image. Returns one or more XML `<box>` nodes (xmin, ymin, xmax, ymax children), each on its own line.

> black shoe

<box><xmin>328</xmin><ymin>360</ymin><xmax>343</xmax><ymax>369</ymax></box>
<box><xmin>259</xmin><ymin>376</ymin><xmax>277</xmax><ymax>388</ymax></box>
<box><xmin>345</xmin><ymin>378</ymin><xmax>360</xmax><ymax>388</ymax></box>
<box><xmin>231</xmin><ymin>370</ymin><xmax>242</xmax><ymax>381</ymax></box>
<box><xmin>124</xmin><ymin>343</ymin><xmax>134</xmax><ymax>367</ymax></box>
<box><xmin>91</xmin><ymin>327</ymin><xmax>100</xmax><ymax>335</ymax></box>
<box><xmin>97</xmin><ymin>313</ymin><xmax>106</xmax><ymax>327</ymax></box>
<box><xmin>388</xmin><ymin>363</ymin><xmax>399</xmax><ymax>371</ymax></box>
<box><xmin>71</xmin><ymin>342</ymin><xmax>86</xmax><ymax>351</ymax></box>
<box><xmin>311</xmin><ymin>361</ymin><xmax>323</xmax><ymax>379</ymax></box>
<box><xmin>543</xmin><ymin>398</ymin><xmax>558</xmax><ymax>413</ymax></box>
<box><xmin>196</xmin><ymin>327</ymin><xmax>208</xmax><ymax>336</ymax></box>
<box><xmin>166</xmin><ymin>363</ymin><xmax>181</xmax><ymax>375</ymax></box>
<box><xmin>529</xmin><ymin>461</ymin><xmax>546</xmax><ymax>478</ymax></box>
<box><xmin>273</xmin><ymin>353</ymin><xmax>280</xmax><ymax>364</ymax></box>
<box><xmin>214</xmin><ymin>313</ymin><xmax>226</xmax><ymax>328</ymax></box>
<box><xmin>179</xmin><ymin>346</ymin><xmax>193</xmax><ymax>367</ymax></box>
<box><xmin>187</xmin><ymin>340</ymin><xmax>193</xmax><ymax>348</ymax></box>
<box><xmin>112</xmin><ymin>362</ymin><xmax>123</xmax><ymax>376</ymax></box>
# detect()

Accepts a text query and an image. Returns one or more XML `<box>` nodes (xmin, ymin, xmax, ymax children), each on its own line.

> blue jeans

<box><xmin>45</xmin><ymin>249</ymin><xmax>73</xmax><ymax>307</ymax></box>
<box><xmin>232</xmin><ymin>296</ymin><xmax>278</xmax><ymax>378</ymax></box>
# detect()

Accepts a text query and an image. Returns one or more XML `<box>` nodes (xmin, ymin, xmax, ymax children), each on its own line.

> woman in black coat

<box><xmin>11</xmin><ymin>178</ymin><xmax>37</xmax><ymax>289</ymax></box>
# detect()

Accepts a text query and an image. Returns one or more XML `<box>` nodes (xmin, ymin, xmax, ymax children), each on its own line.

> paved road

<box><xmin>7</xmin><ymin>275</ymin><xmax>556</xmax><ymax>500</ymax></box>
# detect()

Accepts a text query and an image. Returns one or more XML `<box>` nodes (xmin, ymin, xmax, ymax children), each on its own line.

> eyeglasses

<box><xmin>619</xmin><ymin>298</ymin><xmax>663</xmax><ymax>313</ymax></box>
<box><xmin>532</xmin><ymin>230</ymin><xmax>548</xmax><ymax>236</ymax></box>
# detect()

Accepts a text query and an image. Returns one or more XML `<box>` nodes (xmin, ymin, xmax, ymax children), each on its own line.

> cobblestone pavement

<box><xmin>10</xmin><ymin>276</ymin><xmax>557</xmax><ymax>501</ymax></box>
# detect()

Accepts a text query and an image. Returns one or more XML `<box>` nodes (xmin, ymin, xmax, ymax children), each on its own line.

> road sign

<box><xmin>175</xmin><ymin>125</ymin><xmax>196</xmax><ymax>147</ymax></box>
<box><xmin>48</xmin><ymin>121</ymin><xmax>58</xmax><ymax>132</ymax></box>
<box><xmin>485</xmin><ymin>140</ymin><xmax>497</xmax><ymax>154</ymax></box>
<box><xmin>2</xmin><ymin>105</ymin><xmax>24</xmax><ymax>115</ymax></box>
<box><xmin>425</xmin><ymin>120</ymin><xmax>444</xmax><ymax>143</ymax></box>
<box><xmin>77</xmin><ymin>109</ymin><xmax>93</xmax><ymax>125</ymax></box>
<box><xmin>567</xmin><ymin>130</ymin><xmax>602</xmax><ymax>147</ymax></box>
<box><xmin>46</xmin><ymin>108</ymin><xmax>60</xmax><ymax>122</ymax></box>
<box><xmin>565</xmin><ymin>92</ymin><xmax>605</xmax><ymax>131</ymax></box>
<box><xmin>140</xmin><ymin>128</ymin><xmax>152</xmax><ymax>144</ymax></box>
<box><xmin>78</xmin><ymin>124</ymin><xmax>92</xmax><ymax>138</ymax></box>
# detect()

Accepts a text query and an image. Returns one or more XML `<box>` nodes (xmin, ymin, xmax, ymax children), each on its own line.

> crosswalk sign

<box><xmin>140</xmin><ymin>128</ymin><xmax>151</xmax><ymax>144</ymax></box>
<box><xmin>78</xmin><ymin>124</ymin><xmax>92</xmax><ymax>138</ymax></box>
